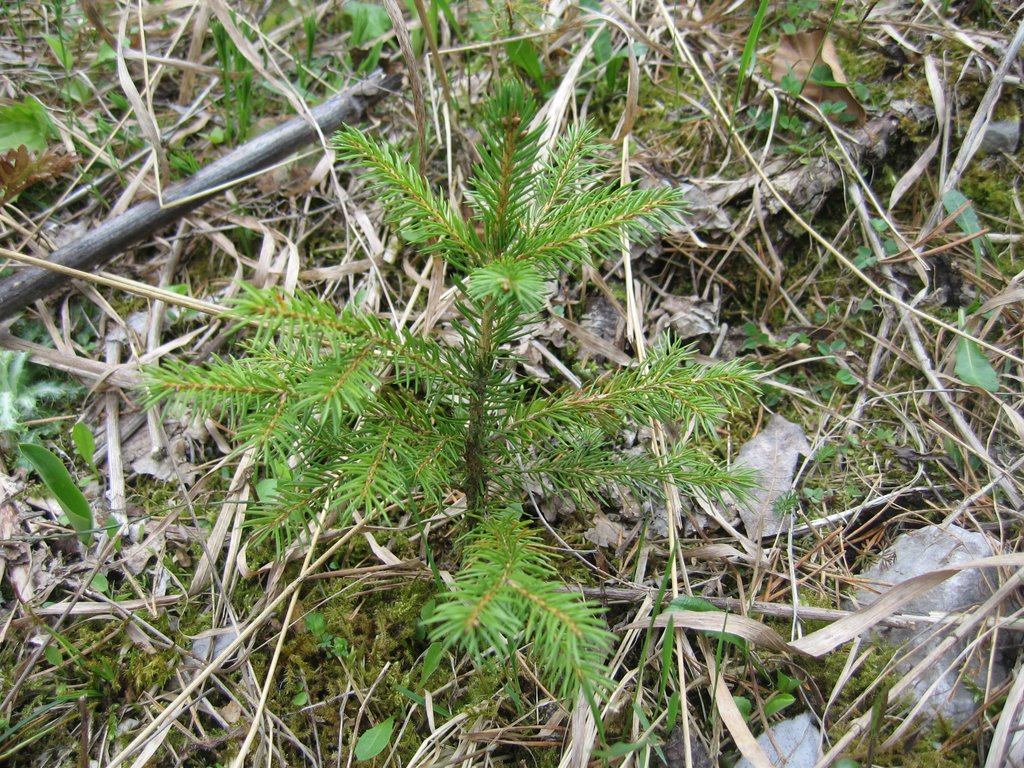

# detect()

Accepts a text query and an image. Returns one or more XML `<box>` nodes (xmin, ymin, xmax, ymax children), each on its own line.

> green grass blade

<box><xmin>71</xmin><ymin>421</ymin><xmax>96</xmax><ymax>471</ymax></box>
<box><xmin>733</xmin><ymin>0</ymin><xmax>770</xmax><ymax>113</ymax></box>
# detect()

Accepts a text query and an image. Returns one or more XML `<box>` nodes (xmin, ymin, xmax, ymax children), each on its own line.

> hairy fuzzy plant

<box><xmin>0</xmin><ymin>350</ymin><xmax>77</xmax><ymax>450</ymax></box>
<box><xmin>143</xmin><ymin>82</ymin><xmax>760</xmax><ymax>701</ymax></box>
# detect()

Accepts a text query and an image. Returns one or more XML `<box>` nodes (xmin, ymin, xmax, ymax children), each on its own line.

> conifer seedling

<box><xmin>144</xmin><ymin>82</ymin><xmax>760</xmax><ymax>702</ymax></box>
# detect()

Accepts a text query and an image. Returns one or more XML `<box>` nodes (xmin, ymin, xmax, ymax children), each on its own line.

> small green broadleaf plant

<box><xmin>143</xmin><ymin>82</ymin><xmax>760</xmax><ymax>702</ymax></box>
<box><xmin>19</xmin><ymin>442</ymin><xmax>94</xmax><ymax>545</ymax></box>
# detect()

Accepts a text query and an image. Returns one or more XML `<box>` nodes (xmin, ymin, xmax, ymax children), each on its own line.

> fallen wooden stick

<box><xmin>0</xmin><ymin>71</ymin><xmax>401</xmax><ymax>321</ymax></box>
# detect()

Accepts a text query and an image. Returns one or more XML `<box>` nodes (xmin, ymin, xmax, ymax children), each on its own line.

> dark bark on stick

<box><xmin>0</xmin><ymin>71</ymin><xmax>402</xmax><ymax>321</ymax></box>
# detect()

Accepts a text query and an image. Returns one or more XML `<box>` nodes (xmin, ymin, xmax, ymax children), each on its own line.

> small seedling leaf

<box><xmin>0</xmin><ymin>97</ymin><xmax>53</xmax><ymax>152</ymax></box>
<box><xmin>394</xmin><ymin>684</ymin><xmax>453</xmax><ymax>719</ymax></box>
<box><xmin>733</xmin><ymin>695</ymin><xmax>752</xmax><ymax>721</ymax></box>
<box><xmin>304</xmin><ymin>611</ymin><xmax>327</xmax><ymax>638</ymax></box>
<box><xmin>665</xmin><ymin>690</ymin><xmax>681</xmax><ymax>728</ymax></box>
<box><xmin>43</xmin><ymin>34</ymin><xmax>74</xmax><ymax>70</ymax></box>
<box><xmin>19</xmin><ymin>443</ymin><xmax>94</xmax><ymax>544</ymax></box>
<box><xmin>72</xmin><ymin>422</ymin><xmax>96</xmax><ymax>470</ymax></box>
<box><xmin>595</xmin><ymin>740</ymin><xmax>649</xmax><ymax>758</ymax></box>
<box><xmin>419</xmin><ymin>642</ymin><xmax>444</xmax><ymax>687</ymax></box>
<box><xmin>90</xmin><ymin>573</ymin><xmax>109</xmax><ymax>594</ymax></box>
<box><xmin>659</xmin><ymin>615</ymin><xmax>674</xmax><ymax>692</ymax></box>
<box><xmin>506</xmin><ymin>39</ymin><xmax>546</xmax><ymax>88</ymax></box>
<box><xmin>943</xmin><ymin>189</ymin><xmax>991</xmax><ymax>272</ymax></box>
<box><xmin>955</xmin><ymin>337</ymin><xmax>999</xmax><ymax>392</ymax></box>
<box><xmin>764</xmin><ymin>692</ymin><xmax>796</xmax><ymax>717</ymax></box>
<box><xmin>733</xmin><ymin>0</ymin><xmax>770</xmax><ymax>110</ymax></box>
<box><xmin>775</xmin><ymin>671</ymin><xmax>802</xmax><ymax>694</ymax></box>
<box><xmin>355</xmin><ymin>716</ymin><xmax>394</xmax><ymax>761</ymax></box>
<box><xmin>345</xmin><ymin>1</ymin><xmax>391</xmax><ymax>45</ymax></box>
<box><xmin>43</xmin><ymin>645</ymin><xmax>62</xmax><ymax>666</ymax></box>
<box><xmin>667</xmin><ymin>596</ymin><xmax>748</xmax><ymax>652</ymax></box>
<box><xmin>667</xmin><ymin>595</ymin><xmax>716</xmax><ymax>612</ymax></box>
<box><xmin>254</xmin><ymin>478</ymin><xmax>278</xmax><ymax>502</ymax></box>
<box><xmin>835</xmin><ymin>368</ymin><xmax>859</xmax><ymax>386</ymax></box>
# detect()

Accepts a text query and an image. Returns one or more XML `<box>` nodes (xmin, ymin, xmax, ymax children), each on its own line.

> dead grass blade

<box><xmin>985</xmin><ymin>640</ymin><xmax>1024</xmax><ymax>768</ymax></box>
<box><xmin>791</xmin><ymin>552</ymin><xmax>1024</xmax><ymax>657</ymax></box>
<box><xmin>0</xmin><ymin>245</ymin><xmax>223</xmax><ymax>317</ymax></box>
<box><xmin>818</xmin><ymin>567</ymin><xmax>1024</xmax><ymax>765</ymax></box>
<box><xmin>706</xmin><ymin>650</ymin><xmax>775</xmax><ymax>768</ymax></box>
<box><xmin>176</xmin><ymin>2</ymin><xmax>210</xmax><ymax>104</ymax></box>
<box><xmin>383</xmin><ymin>0</ymin><xmax>426</xmax><ymax>176</ymax></box>
<box><xmin>105</xmin><ymin>513</ymin><xmax>376</xmax><ymax>768</ymax></box>
<box><xmin>888</xmin><ymin>55</ymin><xmax>945</xmax><ymax>208</ymax></box>
<box><xmin>849</xmin><ymin>184</ymin><xmax>1024</xmax><ymax>509</ymax></box>
<box><xmin>188</xmin><ymin>449</ymin><xmax>256</xmax><ymax>596</ymax></box>
<box><xmin>657</xmin><ymin>0</ymin><xmax>1024</xmax><ymax>372</ymax></box>
<box><xmin>116</xmin><ymin>3</ymin><xmax>170</xmax><ymax>194</ymax></box>
<box><xmin>631</xmin><ymin>610</ymin><xmax>800</xmax><ymax>655</ymax></box>
<box><xmin>619</xmin><ymin>552</ymin><xmax>1024</xmax><ymax>662</ymax></box>
<box><xmin>0</xmin><ymin>74</ymin><xmax>398</xmax><ymax>320</ymax></box>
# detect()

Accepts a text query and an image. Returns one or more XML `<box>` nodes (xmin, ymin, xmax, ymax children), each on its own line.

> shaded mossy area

<box><xmin>0</xmin><ymin>577</ymin><xmax>482</xmax><ymax>766</ymax></box>
<box><xmin>240</xmin><ymin>570</ymin><xmax>579</xmax><ymax>767</ymax></box>
<box><xmin>255</xmin><ymin>578</ymin><xmax>439</xmax><ymax>766</ymax></box>
<box><xmin>0</xmin><ymin>612</ymin><xmax>183</xmax><ymax>765</ymax></box>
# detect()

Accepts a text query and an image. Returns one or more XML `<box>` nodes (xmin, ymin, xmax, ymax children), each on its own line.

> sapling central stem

<box><xmin>463</xmin><ymin>298</ymin><xmax>497</xmax><ymax>516</ymax></box>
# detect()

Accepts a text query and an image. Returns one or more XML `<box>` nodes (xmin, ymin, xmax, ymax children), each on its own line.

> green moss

<box><xmin>456</xmin><ymin>657</ymin><xmax>507</xmax><ymax>720</ymax></box>
<box><xmin>235</xmin><ymin>577</ymin><xmax>451</xmax><ymax>765</ymax></box>
<box><xmin>874</xmin><ymin>732</ymin><xmax>978</xmax><ymax>767</ymax></box>
<box><xmin>960</xmin><ymin>162</ymin><xmax>1018</xmax><ymax>222</ymax></box>
<box><xmin>122</xmin><ymin>647</ymin><xmax>178</xmax><ymax>697</ymax></box>
<box><xmin>952</xmin><ymin>163</ymin><xmax>1021</xmax><ymax>277</ymax></box>
<box><xmin>601</xmin><ymin>68</ymin><xmax>733</xmax><ymax>175</ymax></box>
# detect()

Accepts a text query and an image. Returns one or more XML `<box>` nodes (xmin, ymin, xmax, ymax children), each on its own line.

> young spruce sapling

<box><xmin>143</xmin><ymin>82</ymin><xmax>760</xmax><ymax>702</ymax></box>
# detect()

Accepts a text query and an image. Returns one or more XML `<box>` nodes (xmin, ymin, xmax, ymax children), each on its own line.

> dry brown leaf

<box><xmin>79</xmin><ymin>0</ymin><xmax>117</xmax><ymax>48</ymax></box>
<box><xmin>682</xmin><ymin>543</ymin><xmax>756</xmax><ymax>563</ymax></box>
<box><xmin>732</xmin><ymin>415</ymin><xmax>812</xmax><ymax>538</ymax></box>
<box><xmin>649</xmin><ymin>295</ymin><xmax>719</xmax><ymax>340</ymax></box>
<box><xmin>0</xmin><ymin>479</ymin><xmax>31</xmax><ymax>611</ymax></box>
<box><xmin>770</xmin><ymin>30</ymin><xmax>866</xmax><ymax>127</ymax></box>
<box><xmin>889</xmin><ymin>55</ymin><xmax>944</xmax><ymax>207</ymax></box>
<box><xmin>0</xmin><ymin>145</ymin><xmax>76</xmax><ymax>204</ymax></box>
<box><xmin>709</xmin><ymin>661</ymin><xmax>775</xmax><ymax>768</ymax></box>
<box><xmin>979</xmin><ymin>285</ymin><xmax>1024</xmax><ymax>313</ymax></box>
<box><xmin>22</xmin><ymin>595</ymin><xmax>183</xmax><ymax>618</ymax></box>
<box><xmin>583</xmin><ymin>513</ymin><xmax>626</xmax><ymax>548</ymax></box>
<box><xmin>550</xmin><ymin>314</ymin><xmax>632</xmax><ymax>366</ymax></box>
<box><xmin>220</xmin><ymin>699</ymin><xmax>243</xmax><ymax>725</ymax></box>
